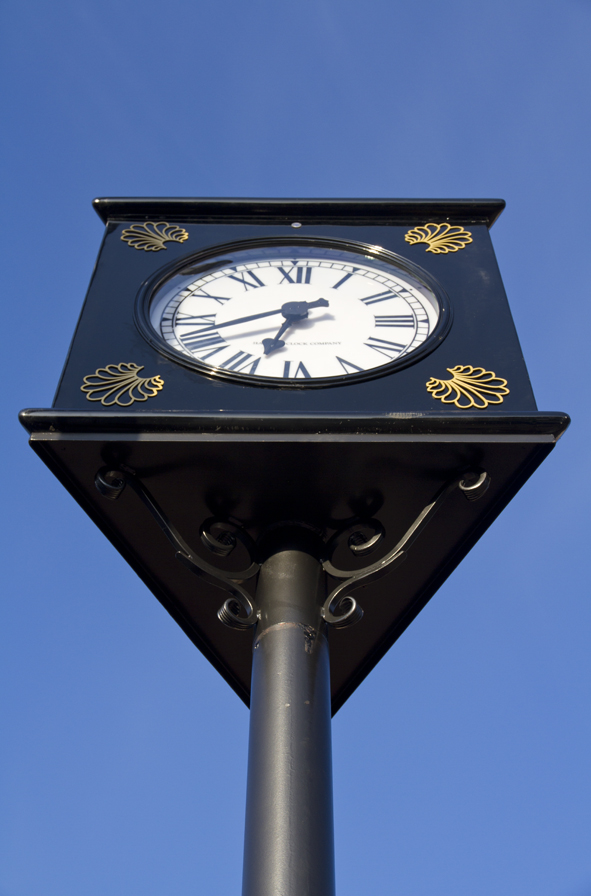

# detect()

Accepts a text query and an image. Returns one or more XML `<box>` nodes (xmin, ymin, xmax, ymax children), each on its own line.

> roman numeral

<box><xmin>360</xmin><ymin>290</ymin><xmax>395</xmax><ymax>305</ymax></box>
<box><xmin>227</xmin><ymin>269</ymin><xmax>265</xmax><ymax>290</ymax></box>
<box><xmin>374</xmin><ymin>315</ymin><xmax>415</xmax><ymax>327</ymax></box>
<box><xmin>336</xmin><ymin>357</ymin><xmax>364</xmax><ymax>374</ymax></box>
<box><xmin>332</xmin><ymin>269</ymin><xmax>359</xmax><ymax>289</ymax></box>
<box><xmin>176</xmin><ymin>317</ymin><xmax>217</xmax><ymax>337</ymax></box>
<box><xmin>180</xmin><ymin>330</ymin><xmax>226</xmax><ymax>353</ymax></box>
<box><xmin>190</xmin><ymin>288</ymin><xmax>232</xmax><ymax>305</ymax></box>
<box><xmin>282</xmin><ymin>361</ymin><xmax>311</xmax><ymax>378</ymax></box>
<box><xmin>176</xmin><ymin>313</ymin><xmax>216</xmax><ymax>324</ymax></box>
<box><xmin>278</xmin><ymin>264</ymin><xmax>312</xmax><ymax>284</ymax></box>
<box><xmin>364</xmin><ymin>336</ymin><xmax>407</xmax><ymax>359</ymax></box>
<box><xmin>219</xmin><ymin>351</ymin><xmax>261</xmax><ymax>374</ymax></box>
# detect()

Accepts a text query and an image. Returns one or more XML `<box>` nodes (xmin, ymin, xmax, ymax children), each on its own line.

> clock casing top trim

<box><xmin>92</xmin><ymin>197</ymin><xmax>506</xmax><ymax>227</ymax></box>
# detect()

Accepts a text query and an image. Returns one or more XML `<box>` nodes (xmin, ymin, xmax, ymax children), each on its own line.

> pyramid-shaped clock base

<box><xmin>20</xmin><ymin>409</ymin><xmax>568</xmax><ymax>713</ymax></box>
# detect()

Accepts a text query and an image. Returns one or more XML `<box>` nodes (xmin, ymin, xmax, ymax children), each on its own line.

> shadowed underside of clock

<box><xmin>20</xmin><ymin>409</ymin><xmax>568</xmax><ymax>712</ymax></box>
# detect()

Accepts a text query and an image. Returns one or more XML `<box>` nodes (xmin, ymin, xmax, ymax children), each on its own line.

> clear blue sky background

<box><xmin>1</xmin><ymin>1</ymin><xmax>590</xmax><ymax>894</ymax></box>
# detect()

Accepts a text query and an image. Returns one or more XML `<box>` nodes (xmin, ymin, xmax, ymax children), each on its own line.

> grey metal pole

<box><xmin>242</xmin><ymin>527</ymin><xmax>335</xmax><ymax>896</ymax></box>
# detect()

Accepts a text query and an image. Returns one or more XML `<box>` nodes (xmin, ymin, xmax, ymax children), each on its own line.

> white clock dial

<box><xmin>143</xmin><ymin>242</ymin><xmax>447</xmax><ymax>384</ymax></box>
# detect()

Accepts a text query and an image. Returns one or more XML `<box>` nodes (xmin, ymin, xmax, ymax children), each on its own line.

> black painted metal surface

<box><xmin>53</xmin><ymin>198</ymin><xmax>535</xmax><ymax>415</ymax></box>
<box><xmin>92</xmin><ymin>197</ymin><xmax>506</xmax><ymax>226</ymax></box>
<box><xmin>19</xmin><ymin>409</ymin><xmax>569</xmax><ymax>712</ymax></box>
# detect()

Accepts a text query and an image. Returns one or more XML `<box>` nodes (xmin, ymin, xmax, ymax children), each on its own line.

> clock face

<box><xmin>138</xmin><ymin>239</ymin><xmax>450</xmax><ymax>386</ymax></box>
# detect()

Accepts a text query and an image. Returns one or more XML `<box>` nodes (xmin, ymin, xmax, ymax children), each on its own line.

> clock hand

<box><xmin>262</xmin><ymin>298</ymin><xmax>330</xmax><ymax>355</ymax></box>
<box><xmin>278</xmin><ymin>297</ymin><xmax>329</xmax><ymax>318</ymax></box>
<box><xmin>262</xmin><ymin>318</ymin><xmax>294</xmax><ymax>355</ymax></box>
<box><xmin>186</xmin><ymin>298</ymin><xmax>329</xmax><ymax>335</ymax></box>
<box><xmin>192</xmin><ymin>307</ymin><xmax>286</xmax><ymax>333</ymax></box>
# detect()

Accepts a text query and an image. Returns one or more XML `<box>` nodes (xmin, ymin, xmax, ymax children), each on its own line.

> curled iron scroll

<box><xmin>94</xmin><ymin>466</ymin><xmax>490</xmax><ymax>635</ymax></box>
<box><xmin>320</xmin><ymin>471</ymin><xmax>489</xmax><ymax>628</ymax></box>
<box><xmin>95</xmin><ymin>468</ymin><xmax>260</xmax><ymax>628</ymax></box>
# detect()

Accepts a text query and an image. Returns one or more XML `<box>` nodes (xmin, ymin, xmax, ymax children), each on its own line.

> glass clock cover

<box><xmin>138</xmin><ymin>240</ymin><xmax>449</xmax><ymax>385</ymax></box>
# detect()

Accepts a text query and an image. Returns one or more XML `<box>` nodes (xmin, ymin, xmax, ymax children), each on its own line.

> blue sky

<box><xmin>1</xmin><ymin>1</ymin><xmax>590</xmax><ymax>894</ymax></box>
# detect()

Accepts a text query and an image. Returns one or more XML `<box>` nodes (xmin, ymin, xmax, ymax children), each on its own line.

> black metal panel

<box><xmin>53</xmin><ymin>199</ymin><xmax>535</xmax><ymax>415</ymax></box>
<box><xmin>20</xmin><ymin>409</ymin><xmax>569</xmax><ymax>713</ymax></box>
<box><xmin>22</xmin><ymin>410</ymin><xmax>570</xmax><ymax>437</ymax></box>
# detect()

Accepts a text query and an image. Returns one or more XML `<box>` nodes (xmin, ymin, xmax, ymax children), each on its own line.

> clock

<box><xmin>136</xmin><ymin>239</ymin><xmax>450</xmax><ymax>387</ymax></box>
<box><xmin>46</xmin><ymin>198</ymin><xmax>541</xmax><ymax>414</ymax></box>
<box><xmin>20</xmin><ymin>197</ymin><xmax>568</xmax><ymax>712</ymax></box>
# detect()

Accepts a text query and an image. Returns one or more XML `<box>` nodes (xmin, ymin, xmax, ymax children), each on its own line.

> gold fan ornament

<box><xmin>120</xmin><ymin>221</ymin><xmax>189</xmax><ymax>252</ymax></box>
<box><xmin>81</xmin><ymin>362</ymin><xmax>164</xmax><ymax>407</ymax></box>
<box><xmin>404</xmin><ymin>223</ymin><xmax>473</xmax><ymax>254</ymax></box>
<box><xmin>426</xmin><ymin>365</ymin><xmax>509</xmax><ymax>409</ymax></box>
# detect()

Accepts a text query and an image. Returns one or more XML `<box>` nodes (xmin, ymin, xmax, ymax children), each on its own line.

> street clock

<box><xmin>48</xmin><ymin>197</ymin><xmax>540</xmax><ymax>416</ymax></box>
<box><xmin>21</xmin><ymin>198</ymin><xmax>569</xmax><ymax>896</ymax></box>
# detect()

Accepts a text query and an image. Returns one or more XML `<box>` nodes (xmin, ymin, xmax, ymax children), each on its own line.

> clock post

<box><xmin>242</xmin><ymin>526</ymin><xmax>334</xmax><ymax>896</ymax></box>
<box><xmin>20</xmin><ymin>197</ymin><xmax>569</xmax><ymax>893</ymax></box>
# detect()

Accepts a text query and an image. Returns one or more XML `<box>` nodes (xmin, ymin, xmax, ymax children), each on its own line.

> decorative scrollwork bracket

<box><xmin>94</xmin><ymin>467</ymin><xmax>490</xmax><ymax>634</ymax></box>
<box><xmin>95</xmin><ymin>469</ymin><xmax>260</xmax><ymax>628</ymax></box>
<box><xmin>319</xmin><ymin>470</ymin><xmax>490</xmax><ymax>629</ymax></box>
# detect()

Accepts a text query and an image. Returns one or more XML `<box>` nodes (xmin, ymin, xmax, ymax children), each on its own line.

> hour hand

<box><xmin>262</xmin><ymin>298</ymin><xmax>329</xmax><ymax>355</ymax></box>
<box><xmin>262</xmin><ymin>319</ymin><xmax>293</xmax><ymax>355</ymax></box>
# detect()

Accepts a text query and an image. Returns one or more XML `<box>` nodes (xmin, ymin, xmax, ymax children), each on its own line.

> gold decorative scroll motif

<box><xmin>120</xmin><ymin>222</ymin><xmax>189</xmax><ymax>252</ymax></box>
<box><xmin>81</xmin><ymin>363</ymin><xmax>164</xmax><ymax>407</ymax></box>
<box><xmin>426</xmin><ymin>365</ymin><xmax>509</xmax><ymax>409</ymax></box>
<box><xmin>405</xmin><ymin>223</ymin><xmax>473</xmax><ymax>254</ymax></box>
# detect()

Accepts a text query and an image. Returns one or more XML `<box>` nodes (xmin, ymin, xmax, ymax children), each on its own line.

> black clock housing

<box><xmin>51</xmin><ymin>198</ymin><xmax>536</xmax><ymax>414</ymax></box>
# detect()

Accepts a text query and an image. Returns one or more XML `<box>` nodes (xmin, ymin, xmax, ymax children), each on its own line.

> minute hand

<box><xmin>192</xmin><ymin>298</ymin><xmax>329</xmax><ymax>334</ymax></box>
<box><xmin>195</xmin><ymin>307</ymin><xmax>285</xmax><ymax>333</ymax></box>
